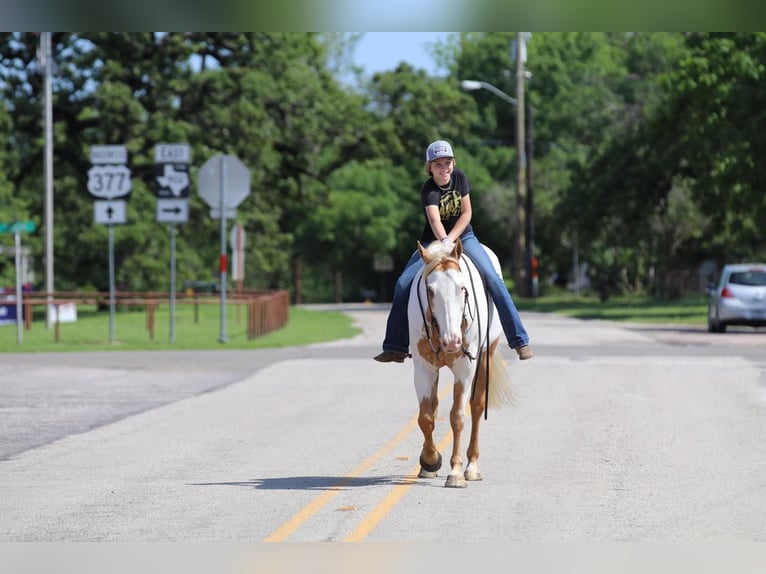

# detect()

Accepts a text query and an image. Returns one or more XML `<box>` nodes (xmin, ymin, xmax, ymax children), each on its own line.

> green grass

<box><xmin>517</xmin><ymin>291</ymin><xmax>709</xmax><ymax>325</ymax></box>
<box><xmin>0</xmin><ymin>303</ymin><xmax>361</xmax><ymax>353</ymax></box>
<box><xmin>1</xmin><ymin>291</ymin><xmax>710</xmax><ymax>353</ymax></box>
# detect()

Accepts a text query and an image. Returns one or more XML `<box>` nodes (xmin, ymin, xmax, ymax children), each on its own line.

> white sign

<box><xmin>198</xmin><ymin>154</ymin><xmax>251</xmax><ymax>211</ymax></box>
<box><xmin>94</xmin><ymin>199</ymin><xmax>127</xmax><ymax>224</ymax></box>
<box><xmin>230</xmin><ymin>224</ymin><xmax>246</xmax><ymax>281</ymax></box>
<box><xmin>91</xmin><ymin>145</ymin><xmax>127</xmax><ymax>165</ymax></box>
<box><xmin>229</xmin><ymin>224</ymin><xmax>246</xmax><ymax>251</ymax></box>
<box><xmin>156</xmin><ymin>198</ymin><xmax>189</xmax><ymax>223</ymax></box>
<box><xmin>87</xmin><ymin>164</ymin><xmax>132</xmax><ymax>199</ymax></box>
<box><xmin>48</xmin><ymin>302</ymin><xmax>77</xmax><ymax>323</ymax></box>
<box><xmin>154</xmin><ymin>143</ymin><xmax>191</xmax><ymax>164</ymax></box>
<box><xmin>209</xmin><ymin>207</ymin><xmax>237</xmax><ymax>220</ymax></box>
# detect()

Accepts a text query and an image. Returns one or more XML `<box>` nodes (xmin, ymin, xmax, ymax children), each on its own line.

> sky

<box><xmin>352</xmin><ymin>32</ymin><xmax>450</xmax><ymax>77</ymax></box>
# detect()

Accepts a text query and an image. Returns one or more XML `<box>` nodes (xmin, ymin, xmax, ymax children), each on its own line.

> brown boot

<box><xmin>373</xmin><ymin>350</ymin><xmax>410</xmax><ymax>363</ymax></box>
<box><xmin>515</xmin><ymin>345</ymin><xmax>534</xmax><ymax>360</ymax></box>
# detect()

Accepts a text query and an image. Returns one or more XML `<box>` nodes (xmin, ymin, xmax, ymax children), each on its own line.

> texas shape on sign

<box><xmin>156</xmin><ymin>164</ymin><xmax>190</xmax><ymax>197</ymax></box>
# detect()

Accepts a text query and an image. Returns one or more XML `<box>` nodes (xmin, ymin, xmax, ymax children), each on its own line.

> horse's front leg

<box><xmin>415</xmin><ymin>363</ymin><xmax>442</xmax><ymax>478</ymax></box>
<box><xmin>445</xmin><ymin>379</ymin><xmax>469</xmax><ymax>488</ymax></box>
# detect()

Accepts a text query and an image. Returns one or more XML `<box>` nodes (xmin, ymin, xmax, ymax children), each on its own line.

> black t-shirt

<box><xmin>419</xmin><ymin>167</ymin><xmax>473</xmax><ymax>244</ymax></box>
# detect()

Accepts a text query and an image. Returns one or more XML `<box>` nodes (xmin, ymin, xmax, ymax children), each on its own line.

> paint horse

<box><xmin>408</xmin><ymin>238</ymin><xmax>514</xmax><ymax>488</ymax></box>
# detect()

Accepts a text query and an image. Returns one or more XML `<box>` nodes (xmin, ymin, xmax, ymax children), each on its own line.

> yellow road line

<box><xmin>262</xmin><ymin>384</ymin><xmax>453</xmax><ymax>542</ymax></box>
<box><xmin>344</xmin><ymin>430</ymin><xmax>453</xmax><ymax>542</ymax></box>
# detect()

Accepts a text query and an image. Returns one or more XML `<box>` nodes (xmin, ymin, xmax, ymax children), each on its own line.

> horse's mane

<box><xmin>422</xmin><ymin>242</ymin><xmax>460</xmax><ymax>277</ymax></box>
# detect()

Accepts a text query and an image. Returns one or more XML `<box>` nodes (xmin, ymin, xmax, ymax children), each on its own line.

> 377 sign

<box><xmin>88</xmin><ymin>145</ymin><xmax>131</xmax><ymax>200</ymax></box>
<box><xmin>87</xmin><ymin>164</ymin><xmax>132</xmax><ymax>199</ymax></box>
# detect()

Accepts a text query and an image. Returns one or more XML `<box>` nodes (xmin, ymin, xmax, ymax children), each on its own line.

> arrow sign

<box><xmin>94</xmin><ymin>200</ymin><xmax>127</xmax><ymax>224</ymax></box>
<box><xmin>156</xmin><ymin>198</ymin><xmax>189</xmax><ymax>223</ymax></box>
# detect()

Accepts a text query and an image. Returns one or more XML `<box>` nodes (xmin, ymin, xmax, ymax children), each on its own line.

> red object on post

<box><xmin>220</xmin><ymin>254</ymin><xmax>228</xmax><ymax>273</ymax></box>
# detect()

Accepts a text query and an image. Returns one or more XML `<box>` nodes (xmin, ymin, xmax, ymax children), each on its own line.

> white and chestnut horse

<box><xmin>408</xmin><ymin>238</ymin><xmax>514</xmax><ymax>488</ymax></box>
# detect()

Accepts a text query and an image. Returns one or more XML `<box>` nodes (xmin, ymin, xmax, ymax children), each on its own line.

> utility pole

<box><xmin>41</xmin><ymin>32</ymin><xmax>54</xmax><ymax>329</ymax></box>
<box><xmin>514</xmin><ymin>33</ymin><xmax>528</xmax><ymax>296</ymax></box>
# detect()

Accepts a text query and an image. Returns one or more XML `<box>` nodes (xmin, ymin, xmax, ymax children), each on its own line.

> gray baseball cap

<box><xmin>425</xmin><ymin>140</ymin><xmax>454</xmax><ymax>162</ymax></box>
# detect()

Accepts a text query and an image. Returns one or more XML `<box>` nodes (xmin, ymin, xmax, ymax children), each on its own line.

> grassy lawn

<box><xmin>0</xmin><ymin>291</ymin><xmax>710</xmax><ymax>353</ymax></box>
<box><xmin>518</xmin><ymin>291</ymin><xmax>709</xmax><ymax>326</ymax></box>
<box><xmin>0</xmin><ymin>303</ymin><xmax>361</xmax><ymax>353</ymax></box>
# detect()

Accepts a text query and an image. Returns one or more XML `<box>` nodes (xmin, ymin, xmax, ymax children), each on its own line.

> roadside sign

<box><xmin>154</xmin><ymin>143</ymin><xmax>191</xmax><ymax>164</ymax></box>
<box><xmin>94</xmin><ymin>199</ymin><xmax>127</xmax><ymax>224</ymax></box>
<box><xmin>87</xmin><ymin>164</ymin><xmax>132</xmax><ymax>199</ymax></box>
<box><xmin>156</xmin><ymin>198</ymin><xmax>189</xmax><ymax>223</ymax></box>
<box><xmin>230</xmin><ymin>224</ymin><xmax>245</xmax><ymax>282</ymax></box>
<box><xmin>198</xmin><ymin>154</ymin><xmax>251</xmax><ymax>211</ymax></box>
<box><xmin>155</xmin><ymin>163</ymin><xmax>190</xmax><ymax>198</ymax></box>
<box><xmin>209</xmin><ymin>207</ymin><xmax>237</xmax><ymax>219</ymax></box>
<box><xmin>91</xmin><ymin>145</ymin><xmax>127</xmax><ymax>165</ymax></box>
<box><xmin>0</xmin><ymin>221</ymin><xmax>36</xmax><ymax>234</ymax></box>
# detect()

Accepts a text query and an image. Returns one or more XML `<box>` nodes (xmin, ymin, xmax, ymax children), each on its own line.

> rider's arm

<box><xmin>447</xmin><ymin>194</ymin><xmax>473</xmax><ymax>241</ymax></box>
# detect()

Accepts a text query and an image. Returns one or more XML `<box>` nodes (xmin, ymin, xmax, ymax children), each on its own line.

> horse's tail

<box><xmin>486</xmin><ymin>342</ymin><xmax>516</xmax><ymax>409</ymax></box>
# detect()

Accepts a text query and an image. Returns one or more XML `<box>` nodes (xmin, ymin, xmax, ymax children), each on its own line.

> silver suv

<box><xmin>707</xmin><ymin>263</ymin><xmax>766</xmax><ymax>332</ymax></box>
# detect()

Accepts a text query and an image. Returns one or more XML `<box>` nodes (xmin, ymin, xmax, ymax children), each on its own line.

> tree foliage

<box><xmin>2</xmin><ymin>32</ymin><xmax>765</xmax><ymax>300</ymax></box>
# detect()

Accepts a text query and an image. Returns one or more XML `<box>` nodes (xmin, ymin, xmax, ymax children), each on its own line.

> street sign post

<box><xmin>89</xmin><ymin>144</ymin><xmax>131</xmax><ymax>344</ymax></box>
<box><xmin>0</xmin><ymin>220</ymin><xmax>36</xmax><ymax>344</ymax></box>
<box><xmin>198</xmin><ymin>154</ymin><xmax>251</xmax><ymax>343</ymax></box>
<box><xmin>154</xmin><ymin>143</ymin><xmax>192</xmax><ymax>343</ymax></box>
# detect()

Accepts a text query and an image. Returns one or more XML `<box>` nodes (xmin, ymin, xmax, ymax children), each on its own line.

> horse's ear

<box><xmin>452</xmin><ymin>237</ymin><xmax>463</xmax><ymax>259</ymax></box>
<box><xmin>417</xmin><ymin>240</ymin><xmax>431</xmax><ymax>263</ymax></box>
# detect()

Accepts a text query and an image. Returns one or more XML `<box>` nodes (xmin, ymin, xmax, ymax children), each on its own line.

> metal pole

<box><xmin>42</xmin><ymin>32</ymin><xmax>54</xmax><ymax>329</ymax></box>
<box><xmin>14</xmin><ymin>228</ymin><xmax>23</xmax><ymax>344</ymax></box>
<box><xmin>514</xmin><ymin>33</ymin><xmax>527</xmax><ymax>296</ymax></box>
<box><xmin>108</xmin><ymin>224</ymin><xmax>116</xmax><ymax>343</ymax></box>
<box><xmin>169</xmin><ymin>224</ymin><xmax>176</xmax><ymax>343</ymax></box>
<box><xmin>526</xmin><ymin>100</ymin><xmax>536</xmax><ymax>297</ymax></box>
<box><xmin>218</xmin><ymin>155</ymin><xmax>228</xmax><ymax>343</ymax></box>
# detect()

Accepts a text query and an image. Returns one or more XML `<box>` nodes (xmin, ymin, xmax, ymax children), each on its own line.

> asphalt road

<box><xmin>1</xmin><ymin>304</ymin><xmax>766</xmax><ymax>548</ymax></box>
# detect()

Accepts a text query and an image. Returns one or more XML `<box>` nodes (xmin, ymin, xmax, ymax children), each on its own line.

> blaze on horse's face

<box><xmin>418</xmin><ymin>240</ymin><xmax>466</xmax><ymax>354</ymax></box>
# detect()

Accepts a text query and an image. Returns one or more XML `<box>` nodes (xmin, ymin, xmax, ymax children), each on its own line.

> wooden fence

<box><xmin>16</xmin><ymin>289</ymin><xmax>290</xmax><ymax>343</ymax></box>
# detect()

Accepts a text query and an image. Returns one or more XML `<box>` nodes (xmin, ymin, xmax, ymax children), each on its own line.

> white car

<box><xmin>707</xmin><ymin>263</ymin><xmax>766</xmax><ymax>332</ymax></box>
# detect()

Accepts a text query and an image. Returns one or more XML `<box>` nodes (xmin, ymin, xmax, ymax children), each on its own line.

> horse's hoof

<box><xmin>445</xmin><ymin>474</ymin><xmax>467</xmax><ymax>488</ymax></box>
<box><xmin>464</xmin><ymin>468</ymin><xmax>483</xmax><ymax>481</ymax></box>
<box><xmin>418</xmin><ymin>468</ymin><xmax>438</xmax><ymax>479</ymax></box>
<box><xmin>419</xmin><ymin>452</ymin><xmax>442</xmax><ymax>473</ymax></box>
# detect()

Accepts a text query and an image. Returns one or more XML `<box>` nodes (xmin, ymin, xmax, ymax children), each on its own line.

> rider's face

<box><xmin>430</xmin><ymin>158</ymin><xmax>454</xmax><ymax>185</ymax></box>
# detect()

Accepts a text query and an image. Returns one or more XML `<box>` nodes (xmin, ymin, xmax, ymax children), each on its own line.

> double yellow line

<box><xmin>263</xmin><ymin>386</ymin><xmax>454</xmax><ymax>542</ymax></box>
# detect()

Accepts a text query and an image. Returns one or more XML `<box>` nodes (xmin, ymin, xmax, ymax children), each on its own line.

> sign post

<box><xmin>155</xmin><ymin>144</ymin><xmax>191</xmax><ymax>344</ymax></box>
<box><xmin>198</xmin><ymin>154</ymin><xmax>251</xmax><ymax>343</ymax></box>
<box><xmin>0</xmin><ymin>220</ymin><xmax>36</xmax><ymax>344</ymax></box>
<box><xmin>89</xmin><ymin>145</ymin><xmax>131</xmax><ymax>343</ymax></box>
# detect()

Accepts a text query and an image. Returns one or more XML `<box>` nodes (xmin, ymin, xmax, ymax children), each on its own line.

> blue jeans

<box><xmin>382</xmin><ymin>230</ymin><xmax>530</xmax><ymax>353</ymax></box>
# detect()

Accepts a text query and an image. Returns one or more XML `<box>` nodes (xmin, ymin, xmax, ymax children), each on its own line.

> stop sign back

<box><xmin>198</xmin><ymin>154</ymin><xmax>251</xmax><ymax>210</ymax></box>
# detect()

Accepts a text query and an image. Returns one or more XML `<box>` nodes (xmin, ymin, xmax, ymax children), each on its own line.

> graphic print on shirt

<box><xmin>439</xmin><ymin>189</ymin><xmax>462</xmax><ymax>219</ymax></box>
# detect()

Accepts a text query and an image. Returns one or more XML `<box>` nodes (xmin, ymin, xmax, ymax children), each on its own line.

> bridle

<box><xmin>416</xmin><ymin>253</ymin><xmax>484</xmax><ymax>361</ymax></box>
<box><xmin>416</xmin><ymin>250</ymin><xmax>493</xmax><ymax>419</ymax></box>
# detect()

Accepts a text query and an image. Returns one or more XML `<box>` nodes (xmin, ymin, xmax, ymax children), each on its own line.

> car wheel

<box><xmin>708</xmin><ymin>308</ymin><xmax>726</xmax><ymax>333</ymax></box>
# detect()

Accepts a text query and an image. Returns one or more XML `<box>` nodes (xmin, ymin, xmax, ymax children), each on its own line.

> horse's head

<box><xmin>418</xmin><ymin>238</ymin><xmax>467</xmax><ymax>354</ymax></box>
